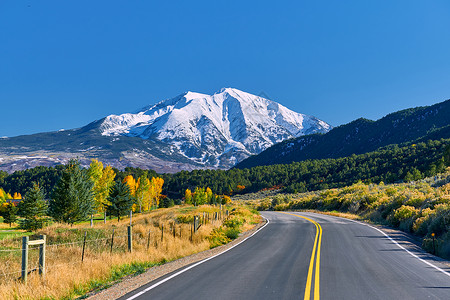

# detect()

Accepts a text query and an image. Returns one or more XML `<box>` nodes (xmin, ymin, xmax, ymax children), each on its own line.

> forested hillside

<box><xmin>2</xmin><ymin>139</ymin><xmax>448</xmax><ymax>199</ymax></box>
<box><xmin>162</xmin><ymin>139</ymin><xmax>449</xmax><ymax>195</ymax></box>
<box><xmin>236</xmin><ymin>99</ymin><xmax>450</xmax><ymax>169</ymax></box>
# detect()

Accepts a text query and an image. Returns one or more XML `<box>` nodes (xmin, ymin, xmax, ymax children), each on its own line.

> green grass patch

<box><xmin>66</xmin><ymin>261</ymin><xmax>163</xmax><ymax>299</ymax></box>
<box><xmin>176</xmin><ymin>206</ymin><xmax>197</xmax><ymax>214</ymax></box>
<box><xmin>0</xmin><ymin>229</ymin><xmax>31</xmax><ymax>240</ymax></box>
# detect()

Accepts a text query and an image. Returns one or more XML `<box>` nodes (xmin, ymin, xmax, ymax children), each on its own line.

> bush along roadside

<box><xmin>251</xmin><ymin>171</ymin><xmax>450</xmax><ymax>259</ymax></box>
<box><xmin>208</xmin><ymin>206</ymin><xmax>261</xmax><ymax>248</ymax></box>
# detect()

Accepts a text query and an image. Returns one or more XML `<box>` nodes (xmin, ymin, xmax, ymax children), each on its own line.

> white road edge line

<box><xmin>345</xmin><ymin>218</ymin><xmax>450</xmax><ymax>278</ymax></box>
<box><xmin>294</xmin><ymin>211</ymin><xmax>450</xmax><ymax>277</ymax></box>
<box><xmin>124</xmin><ymin>216</ymin><xmax>270</xmax><ymax>300</ymax></box>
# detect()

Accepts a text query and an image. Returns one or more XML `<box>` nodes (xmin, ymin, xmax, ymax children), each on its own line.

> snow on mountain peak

<box><xmin>99</xmin><ymin>88</ymin><xmax>331</xmax><ymax>168</ymax></box>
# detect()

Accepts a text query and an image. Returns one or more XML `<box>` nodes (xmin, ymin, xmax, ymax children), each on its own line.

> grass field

<box><xmin>0</xmin><ymin>203</ymin><xmax>260</xmax><ymax>300</ymax></box>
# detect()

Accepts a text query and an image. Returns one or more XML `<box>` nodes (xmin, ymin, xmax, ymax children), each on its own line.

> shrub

<box><xmin>393</xmin><ymin>205</ymin><xmax>418</xmax><ymax>223</ymax></box>
<box><xmin>225</xmin><ymin>228</ymin><xmax>240</xmax><ymax>239</ymax></box>
<box><xmin>176</xmin><ymin>215</ymin><xmax>194</xmax><ymax>223</ymax></box>
<box><xmin>223</xmin><ymin>218</ymin><xmax>243</xmax><ymax>229</ymax></box>
<box><xmin>208</xmin><ymin>227</ymin><xmax>230</xmax><ymax>248</ymax></box>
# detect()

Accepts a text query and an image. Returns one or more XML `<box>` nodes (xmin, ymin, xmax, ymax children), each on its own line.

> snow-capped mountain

<box><xmin>0</xmin><ymin>88</ymin><xmax>331</xmax><ymax>173</ymax></box>
<box><xmin>98</xmin><ymin>88</ymin><xmax>331</xmax><ymax>168</ymax></box>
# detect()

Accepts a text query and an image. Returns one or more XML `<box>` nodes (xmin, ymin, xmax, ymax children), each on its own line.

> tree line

<box><xmin>0</xmin><ymin>159</ymin><xmax>165</xmax><ymax>230</ymax></box>
<box><xmin>1</xmin><ymin>139</ymin><xmax>449</xmax><ymax>206</ymax></box>
<box><xmin>162</xmin><ymin>139</ymin><xmax>450</xmax><ymax>195</ymax></box>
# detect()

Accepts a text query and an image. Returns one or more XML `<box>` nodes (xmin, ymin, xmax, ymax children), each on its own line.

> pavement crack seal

<box><xmin>280</xmin><ymin>212</ymin><xmax>322</xmax><ymax>300</ymax></box>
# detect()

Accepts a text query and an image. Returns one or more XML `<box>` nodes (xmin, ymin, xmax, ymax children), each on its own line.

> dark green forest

<box><xmin>1</xmin><ymin>139</ymin><xmax>449</xmax><ymax>199</ymax></box>
<box><xmin>236</xmin><ymin>99</ymin><xmax>450</xmax><ymax>169</ymax></box>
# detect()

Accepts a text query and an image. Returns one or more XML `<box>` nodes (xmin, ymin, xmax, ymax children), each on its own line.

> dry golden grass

<box><xmin>300</xmin><ymin>209</ymin><xmax>362</xmax><ymax>220</ymax></box>
<box><xmin>0</xmin><ymin>204</ymin><xmax>258</xmax><ymax>300</ymax></box>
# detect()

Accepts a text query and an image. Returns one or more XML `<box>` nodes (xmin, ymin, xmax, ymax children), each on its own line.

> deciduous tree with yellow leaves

<box><xmin>123</xmin><ymin>175</ymin><xmax>137</xmax><ymax>196</ymax></box>
<box><xmin>135</xmin><ymin>176</ymin><xmax>151</xmax><ymax>212</ymax></box>
<box><xmin>88</xmin><ymin>159</ymin><xmax>116</xmax><ymax>212</ymax></box>
<box><xmin>184</xmin><ymin>188</ymin><xmax>192</xmax><ymax>204</ymax></box>
<box><xmin>149</xmin><ymin>177</ymin><xmax>164</xmax><ymax>209</ymax></box>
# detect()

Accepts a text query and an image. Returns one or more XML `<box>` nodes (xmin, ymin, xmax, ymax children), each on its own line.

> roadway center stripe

<box><xmin>304</xmin><ymin>222</ymin><xmax>319</xmax><ymax>300</ymax></box>
<box><xmin>280</xmin><ymin>212</ymin><xmax>322</xmax><ymax>300</ymax></box>
<box><xmin>314</xmin><ymin>222</ymin><xmax>322</xmax><ymax>300</ymax></box>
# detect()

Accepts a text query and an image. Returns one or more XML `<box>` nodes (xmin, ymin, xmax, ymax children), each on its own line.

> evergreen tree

<box><xmin>2</xmin><ymin>202</ymin><xmax>18</xmax><ymax>227</ymax></box>
<box><xmin>107</xmin><ymin>181</ymin><xmax>134</xmax><ymax>222</ymax></box>
<box><xmin>49</xmin><ymin>160</ymin><xmax>95</xmax><ymax>225</ymax></box>
<box><xmin>444</xmin><ymin>145</ymin><xmax>450</xmax><ymax>166</ymax></box>
<box><xmin>18</xmin><ymin>182</ymin><xmax>48</xmax><ymax>231</ymax></box>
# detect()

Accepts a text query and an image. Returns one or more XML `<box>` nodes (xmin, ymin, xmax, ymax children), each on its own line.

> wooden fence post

<box><xmin>127</xmin><ymin>225</ymin><xmax>133</xmax><ymax>252</ymax></box>
<box><xmin>21</xmin><ymin>236</ymin><xmax>29</xmax><ymax>283</ymax></box>
<box><xmin>110</xmin><ymin>228</ymin><xmax>115</xmax><ymax>254</ymax></box>
<box><xmin>81</xmin><ymin>231</ymin><xmax>87</xmax><ymax>262</ymax></box>
<box><xmin>147</xmin><ymin>229</ymin><xmax>151</xmax><ymax>250</ymax></box>
<box><xmin>38</xmin><ymin>235</ymin><xmax>46</xmax><ymax>277</ymax></box>
<box><xmin>161</xmin><ymin>225</ymin><xmax>164</xmax><ymax>243</ymax></box>
<box><xmin>22</xmin><ymin>235</ymin><xmax>46</xmax><ymax>282</ymax></box>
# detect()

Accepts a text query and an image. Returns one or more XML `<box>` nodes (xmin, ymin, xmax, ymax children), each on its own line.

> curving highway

<box><xmin>119</xmin><ymin>211</ymin><xmax>450</xmax><ymax>300</ymax></box>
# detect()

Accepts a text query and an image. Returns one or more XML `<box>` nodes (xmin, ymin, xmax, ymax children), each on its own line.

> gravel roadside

<box><xmin>85</xmin><ymin>219</ymin><xmax>267</xmax><ymax>300</ymax></box>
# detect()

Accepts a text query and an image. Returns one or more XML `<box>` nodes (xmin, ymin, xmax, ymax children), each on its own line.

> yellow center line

<box><xmin>280</xmin><ymin>212</ymin><xmax>323</xmax><ymax>300</ymax></box>
<box><xmin>314</xmin><ymin>222</ymin><xmax>322</xmax><ymax>300</ymax></box>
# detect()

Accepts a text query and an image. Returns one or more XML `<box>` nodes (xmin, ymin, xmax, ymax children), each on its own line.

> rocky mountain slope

<box><xmin>0</xmin><ymin>88</ymin><xmax>331</xmax><ymax>173</ymax></box>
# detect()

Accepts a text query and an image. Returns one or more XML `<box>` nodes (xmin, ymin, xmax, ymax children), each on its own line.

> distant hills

<box><xmin>0</xmin><ymin>88</ymin><xmax>330</xmax><ymax>173</ymax></box>
<box><xmin>236</xmin><ymin>99</ymin><xmax>450</xmax><ymax>169</ymax></box>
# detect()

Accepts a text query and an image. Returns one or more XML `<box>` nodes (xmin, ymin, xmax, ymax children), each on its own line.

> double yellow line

<box><xmin>281</xmin><ymin>212</ymin><xmax>323</xmax><ymax>300</ymax></box>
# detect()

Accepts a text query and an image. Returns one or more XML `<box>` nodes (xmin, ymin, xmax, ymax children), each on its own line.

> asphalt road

<box><xmin>119</xmin><ymin>211</ymin><xmax>450</xmax><ymax>300</ymax></box>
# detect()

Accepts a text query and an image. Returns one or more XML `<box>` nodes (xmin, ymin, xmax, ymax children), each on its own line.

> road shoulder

<box><xmin>85</xmin><ymin>218</ymin><xmax>267</xmax><ymax>300</ymax></box>
<box><xmin>298</xmin><ymin>210</ymin><xmax>450</xmax><ymax>269</ymax></box>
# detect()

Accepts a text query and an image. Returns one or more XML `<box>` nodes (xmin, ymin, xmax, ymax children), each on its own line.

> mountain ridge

<box><xmin>0</xmin><ymin>88</ymin><xmax>330</xmax><ymax>173</ymax></box>
<box><xmin>94</xmin><ymin>87</ymin><xmax>331</xmax><ymax>168</ymax></box>
<box><xmin>235</xmin><ymin>99</ymin><xmax>450</xmax><ymax>169</ymax></box>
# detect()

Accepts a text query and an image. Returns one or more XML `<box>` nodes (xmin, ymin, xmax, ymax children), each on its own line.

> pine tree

<box><xmin>3</xmin><ymin>202</ymin><xmax>18</xmax><ymax>227</ymax></box>
<box><xmin>106</xmin><ymin>181</ymin><xmax>134</xmax><ymax>222</ymax></box>
<box><xmin>18</xmin><ymin>182</ymin><xmax>48</xmax><ymax>231</ymax></box>
<box><xmin>444</xmin><ymin>145</ymin><xmax>450</xmax><ymax>166</ymax></box>
<box><xmin>49</xmin><ymin>160</ymin><xmax>95</xmax><ymax>225</ymax></box>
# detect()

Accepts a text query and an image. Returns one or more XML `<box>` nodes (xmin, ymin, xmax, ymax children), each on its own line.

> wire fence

<box><xmin>0</xmin><ymin>209</ymin><xmax>230</xmax><ymax>283</ymax></box>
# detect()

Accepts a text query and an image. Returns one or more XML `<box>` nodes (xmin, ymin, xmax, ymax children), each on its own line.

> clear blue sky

<box><xmin>1</xmin><ymin>1</ymin><xmax>450</xmax><ymax>137</ymax></box>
